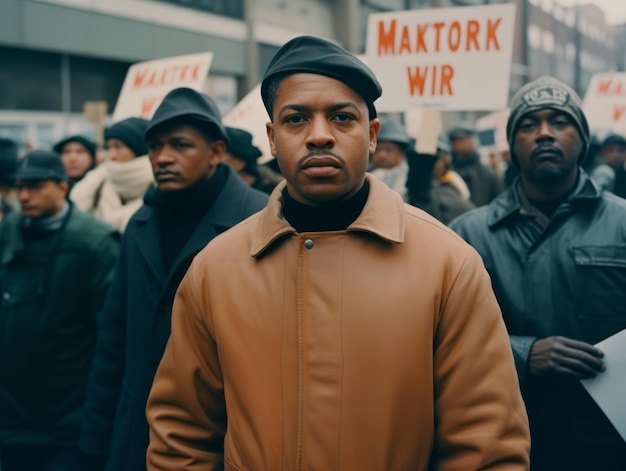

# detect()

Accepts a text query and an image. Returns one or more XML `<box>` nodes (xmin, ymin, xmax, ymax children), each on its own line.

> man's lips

<box><xmin>155</xmin><ymin>171</ymin><xmax>179</xmax><ymax>181</ymax></box>
<box><xmin>301</xmin><ymin>156</ymin><xmax>341</xmax><ymax>177</ymax></box>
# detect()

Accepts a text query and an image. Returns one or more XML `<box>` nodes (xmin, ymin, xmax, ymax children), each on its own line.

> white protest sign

<box><xmin>365</xmin><ymin>3</ymin><xmax>515</xmax><ymax>112</ymax></box>
<box><xmin>112</xmin><ymin>52</ymin><xmax>214</xmax><ymax>122</ymax></box>
<box><xmin>223</xmin><ymin>84</ymin><xmax>274</xmax><ymax>164</ymax></box>
<box><xmin>583</xmin><ymin>73</ymin><xmax>626</xmax><ymax>135</ymax></box>
<box><xmin>580</xmin><ymin>327</ymin><xmax>626</xmax><ymax>443</ymax></box>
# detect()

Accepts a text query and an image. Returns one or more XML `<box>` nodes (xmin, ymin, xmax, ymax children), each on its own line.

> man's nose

<box><xmin>305</xmin><ymin>117</ymin><xmax>335</xmax><ymax>149</ymax></box>
<box><xmin>536</xmin><ymin>121</ymin><xmax>555</xmax><ymax>141</ymax></box>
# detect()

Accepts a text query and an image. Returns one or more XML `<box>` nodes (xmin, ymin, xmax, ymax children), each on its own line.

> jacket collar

<box><xmin>486</xmin><ymin>168</ymin><xmax>601</xmax><ymax>228</ymax></box>
<box><xmin>250</xmin><ymin>174</ymin><xmax>405</xmax><ymax>257</ymax></box>
<box><xmin>133</xmin><ymin>166</ymin><xmax>258</xmax><ymax>281</ymax></box>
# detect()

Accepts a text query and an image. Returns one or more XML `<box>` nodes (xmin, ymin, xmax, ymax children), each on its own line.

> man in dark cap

<box><xmin>70</xmin><ymin>117</ymin><xmax>154</xmax><ymax>233</ymax></box>
<box><xmin>370</xmin><ymin>118</ymin><xmax>411</xmax><ymax>200</ymax></box>
<box><xmin>79</xmin><ymin>87</ymin><xmax>268</xmax><ymax>471</ymax></box>
<box><xmin>53</xmin><ymin>135</ymin><xmax>97</xmax><ymax>190</ymax></box>
<box><xmin>0</xmin><ymin>137</ymin><xmax>19</xmax><ymax>220</ymax></box>
<box><xmin>0</xmin><ymin>150</ymin><xmax>119</xmax><ymax>471</ymax></box>
<box><xmin>223</xmin><ymin>126</ymin><xmax>282</xmax><ymax>194</ymax></box>
<box><xmin>146</xmin><ymin>35</ymin><xmax>529</xmax><ymax>471</ymax></box>
<box><xmin>448</xmin><ymin>126</ymin><xmax>503</xmax><ymax>206</ymax></box>
<box><xmin>590</xmin><ymin>132</ymin><xmax>626</xmax><ymax>198</ymax></box>
<box><xmin>450</xmin><ymin>76</ymin><xmax>626</xmax><ymax>470</ymax></box>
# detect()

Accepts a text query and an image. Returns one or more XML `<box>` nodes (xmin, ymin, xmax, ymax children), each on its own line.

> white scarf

<box><xmin>105</xmin><ymin>156</ymin><xmax>154</xmax><ymax>201</ymax></box>
<box><xmin>371</xmin><ymin>159</ymin><xmax>409</xmax><ymax>201</ymax></box>
<box><xmin>70</xmin><ymin>156</ymin><xmax>154</xmax><ymax>232</ymax></box>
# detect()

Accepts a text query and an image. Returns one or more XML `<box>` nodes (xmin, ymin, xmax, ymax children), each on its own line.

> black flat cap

<box><xmin>226</xmin><ymin>127</ymin><xmax>262</xmax><ymax>165</ymax></box>
<box><xmin>12</xmin><ymin>150</ymin><xmax>67</xmax><ymax>181</ymax></box>
<box><xmin>261</xmin><ymin>35</ymin><xmax>382</xmax><ymax>120</ymax></box>
<box><xmin>145</xmin><ymin>87</ymin><xmax>227</xmax><ymax>144</ymax></box>
<box><xmin>53</xmin><ymin>135</ymin><xmax>96</xmax><ymax>160</ymax></box>
<box><xmin>601</xmin><ymin>133</ymin><xmax>626</xmax><ymax>148</ymax></box>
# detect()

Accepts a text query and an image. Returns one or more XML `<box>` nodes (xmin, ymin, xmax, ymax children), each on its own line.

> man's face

<box><xmin>266</xmin><ymin>73</ymin><xmax>379</xmax><ymax>205</ymax></box>
<box><xmin>513</xmin><ymin>109</ymin><xmax>581</xmax><ymax>184</ymax></box>
<box><xmin>147</xmin><ymin>123</ymin><xmax>225</xmax><ymax>192</ymax></box>
<box><xmin>601</xmin><ymin>143</ymin><xmax>626</xmax><ymax>170</ymax></box>
<box><xmin>371</xmin><ymin>141</ymin><xmax>405</xmax><ymax>169</ymax></box>
<box><xmin>60</xmin><ymin>142</ymin><xmax>93</xmax><ymax>179</ymax></box>
<box><xmin>450</xmin><ymin>136</ymin><xmax>476</xmax><ymax>163</ymax></box>
<box><xmin>16</xmin><ymin>179</ymin><xmax>68</xmax><ymax>219</ymax></box>
<box><xmin>106</xmin><ymin>138</ymin><xmax>136</xmax><ymax>162</ymax></box>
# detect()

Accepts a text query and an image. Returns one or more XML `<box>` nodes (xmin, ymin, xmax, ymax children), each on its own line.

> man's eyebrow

<box><xmin>278</xmin><ymin>101</ymin><xmax>361</xmax><ymax>116</ymax></box>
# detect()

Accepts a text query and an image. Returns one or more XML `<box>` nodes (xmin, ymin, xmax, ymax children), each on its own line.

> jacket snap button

<box><xmin>304</xmin><ymin>239</ymin><xmax>314</xmax><ymax>250</ymax></box>
<box><xmin>2</xmin><ymin>292</ymin><xmax>10</xmax><ymax>301</ymax></box>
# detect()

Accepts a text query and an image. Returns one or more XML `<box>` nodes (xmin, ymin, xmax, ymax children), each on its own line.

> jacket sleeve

<box><xmin>79</xmin><ymin>234</ymin><xmax>128</xmax><ymax>459</ymax></box>
<box><xmin>430</xmin><ymin>247</ymin><xmax>530</xmax><ymax>471</ymax></box>
<box><xmin>146</xmin><ymin>259</ymin><xmax>226</xmax><ymax>471</ymax></box>
<box><xmin>510</xmin><ymin>334</ymin><xmax>538</xmax><ymax>383</ymax></box>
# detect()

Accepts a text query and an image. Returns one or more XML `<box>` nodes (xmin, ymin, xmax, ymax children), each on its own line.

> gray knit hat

<box><xmin>506</xmin><ymin>76</ymin><xmax>589</xmax><ymax>167</ymax></box>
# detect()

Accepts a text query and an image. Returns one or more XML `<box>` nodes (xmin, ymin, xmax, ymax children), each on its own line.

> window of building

<box><xmin>150</xmin><ymin>0</ymin><xmax>243</xmax><ymax>19</ymax></box>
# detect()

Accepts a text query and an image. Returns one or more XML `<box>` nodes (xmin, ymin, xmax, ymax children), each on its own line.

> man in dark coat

<box><xmin>450</xmin><ymin>76</ymin><xmax>626</xmax><ymax>470</ymax></box>
<box><xmin>0</xmin><ymin>150</ymin><xmax>119</xmax><ymax>471</ymax></box>
<box><xmin>449</xmin><ymin>126</ymin><xmax>503</xmax><ymax>206</ymax></box>
<box><xmin>0</xmin><ymin>137</ymin><xmax>19</xmax><ymax>220</ymax></box>
<box><xmin>78</xmin><ymin>87</ymin><xmax>269</xmax><ymax>471</ymax></box>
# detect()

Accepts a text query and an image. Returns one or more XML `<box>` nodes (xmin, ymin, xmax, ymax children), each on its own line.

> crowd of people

<box><xmin>0</xmin><ymin>34</ymin><xmax>625</xmax><ymax>471</ymax></box>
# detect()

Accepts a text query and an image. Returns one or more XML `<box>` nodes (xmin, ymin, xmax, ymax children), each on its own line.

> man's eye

<box><xmin>173</xmin><ymin>142</ymin><xmax>189</xmax><ymax>149</ymax></box>
<box><xmin>148</xmin><ymin>143</ymin><xmax>161</xmax><ymax>151</ymax></box>
<box><xmin>519</xmin><ymin>121</ymin><xmax>536</xmax><ymax>131</ymax></box>
<box><xmin>552</xmin><ymin>119</ymin><xmax>569</xmax><ymax>128</ymax></box>
<box><xmin>284</xmin><ymin>115</ymin><xmax>307</xmax><ymax>124</ymax></box>
<box><xmin>333</xmin><ymin>113</ymin><xmax>354</xmax><ymax>122</ymax></box>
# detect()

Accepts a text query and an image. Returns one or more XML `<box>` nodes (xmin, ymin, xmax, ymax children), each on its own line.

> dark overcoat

<box><xmin>79</xmin><ymin>167</ymin><xmax>268</xmax><ymax>471</ymax></box>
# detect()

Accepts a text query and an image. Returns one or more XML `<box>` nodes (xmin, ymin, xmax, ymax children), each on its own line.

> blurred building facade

<box><xmin>0</xmin><ymin>0</ymin><xmax>624</xmax><ymax>149</ymax></box>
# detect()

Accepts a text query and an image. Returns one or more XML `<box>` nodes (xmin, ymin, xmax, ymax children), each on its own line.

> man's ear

<box><xmin>369</xmin><ymin>118</ymin><xmax>381</xmax><ymax>154</ymax></box>
<box><xmin>266</xmin><ymin>122</ymin><xmax>277</xmax><ymax>157</ymax></box>
<box><xmin>58</xmin><ymin>180</ymin><xmax>69</xmax><ymax>197</ymax></box>
<box><xmin>209</xmin><ymin>141</ymin><xmax>227</xmax><ymax>165</ymax></box>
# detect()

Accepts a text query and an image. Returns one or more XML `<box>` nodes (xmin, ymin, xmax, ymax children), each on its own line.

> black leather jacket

<box><xmin>450</xmin><ymin>170</ymin><xmax>626</xmax><ymax>469</ymax></box>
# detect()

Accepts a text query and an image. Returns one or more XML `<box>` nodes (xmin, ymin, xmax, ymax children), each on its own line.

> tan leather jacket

<box><xmin>147</xmin><ymin>175</ymin><xmax>530</xmax><ymax>471</ymax></box>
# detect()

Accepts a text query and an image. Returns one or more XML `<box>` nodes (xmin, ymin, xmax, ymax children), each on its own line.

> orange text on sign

<box><xmin>377</xmin><ymin>18</ymin><xmax>503</xmax><ymax>55</ymax></box>
<box><xmin>132</xmin><ymin>64</ymin><xmax>202</xmax><ymax>89</ymax></box>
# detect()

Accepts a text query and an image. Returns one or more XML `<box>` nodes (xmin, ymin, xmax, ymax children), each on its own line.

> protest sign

<box><xmin>365</xmin><ymin>3</ymin><xmax>515</xmax><ymax>112</ymax></box>
<box><xmin>583</xmin><ymin>73</ymin><xmax>626</xmax><ymax>135</ymax></box>
<box><xmin>223</xmin><ymin>84</ymin><xmax>273</xmax><ymax>164</ymax></box>
<box><xmin>112</xmin><ymin>52</ymin><xmax>213</xmax><ymax>121</ymax></box>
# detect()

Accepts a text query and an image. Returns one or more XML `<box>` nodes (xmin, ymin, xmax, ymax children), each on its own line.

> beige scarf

<box><xmin>70</xmin><ymin>156</ymin><xmax>154</xmax><ymax>232</ymax></box>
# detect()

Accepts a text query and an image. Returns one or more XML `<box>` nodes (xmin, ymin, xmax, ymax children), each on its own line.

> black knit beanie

<box><xmin>506</xmin><ymin>76</ymin><xmax>590</xmax><ymax>168</ymax></box>
<box><xmin>105</xmin><ymin>117</ymin><xmax>150</xmax><ymax>157</ymax></box>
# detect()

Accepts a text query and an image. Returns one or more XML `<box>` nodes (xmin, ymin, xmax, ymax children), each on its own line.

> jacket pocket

<box><xmin>574</xmin><ymin>246</ymin><xmax>626</xmax><ymax>343</ymax></box>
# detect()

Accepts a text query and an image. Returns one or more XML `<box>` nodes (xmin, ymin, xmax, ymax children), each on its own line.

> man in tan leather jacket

<box><xmin>146</xmin><ymin>36</ymin><xmax>530</xmax><ymax>471</ymax></box>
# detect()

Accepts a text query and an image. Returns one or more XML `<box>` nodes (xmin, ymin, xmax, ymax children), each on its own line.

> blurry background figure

<box><xmin>0</xmin><ymin>150</ymin><xmax>118</xmax><ymax>471</ymax></box>
<box><xmin>0</xmin><ymin>138</ymin><xmax>20</xmax><ymax>221</ymax></box>
<box><xmin>224</xmin><ymin>126</ymin><xmax>282</xmax><ymax>194</ymax></box>
<box><xmin>590</xmin><ymin>133</ymin><xmax>626</xmax><ymax>198</ymax></box>
<box><xmin>370</xmin><ymin>118</ymin><xmax>411</xmax><ymax>201</ymax></box>
<box><xmin>53</xmin><ymin>135</ymin><xmax>97</xmax><ymax>191</ymax></box>
<box><xmin>449</xmin><ymin>127</ymin><xmax>503</xmax><ymax>207</ymax></box>
<box><xmin>406</xmin><ymin>134</ymin><xmax>474</xmax><ymax>225</ymax></box>
<box><xmin>581</xmin><ymin>132</ymin><xmax>604</xmax><ymax>175</ymax></box>
<box><xmin>70</xmin><ymin>117</ymin><xmax>154</xmax><ymax>233</ymax></box>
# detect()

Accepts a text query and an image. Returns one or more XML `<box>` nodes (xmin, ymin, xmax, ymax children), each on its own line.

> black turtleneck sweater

<box><xmin>281</xmin><ymin>180</ymin><xmax>370</xmax><ymax>233</ymax></box>
<box><xmin>145</xmin><ymin>164</ymin><xmax>227</xmax><ymax>272</ymax></box>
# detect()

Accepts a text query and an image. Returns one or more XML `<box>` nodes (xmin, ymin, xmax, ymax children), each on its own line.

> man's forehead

<box><xmin>519</xmin><ymin>108</ymin><xmax>572</xmax><ymax>120</ymax></box>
